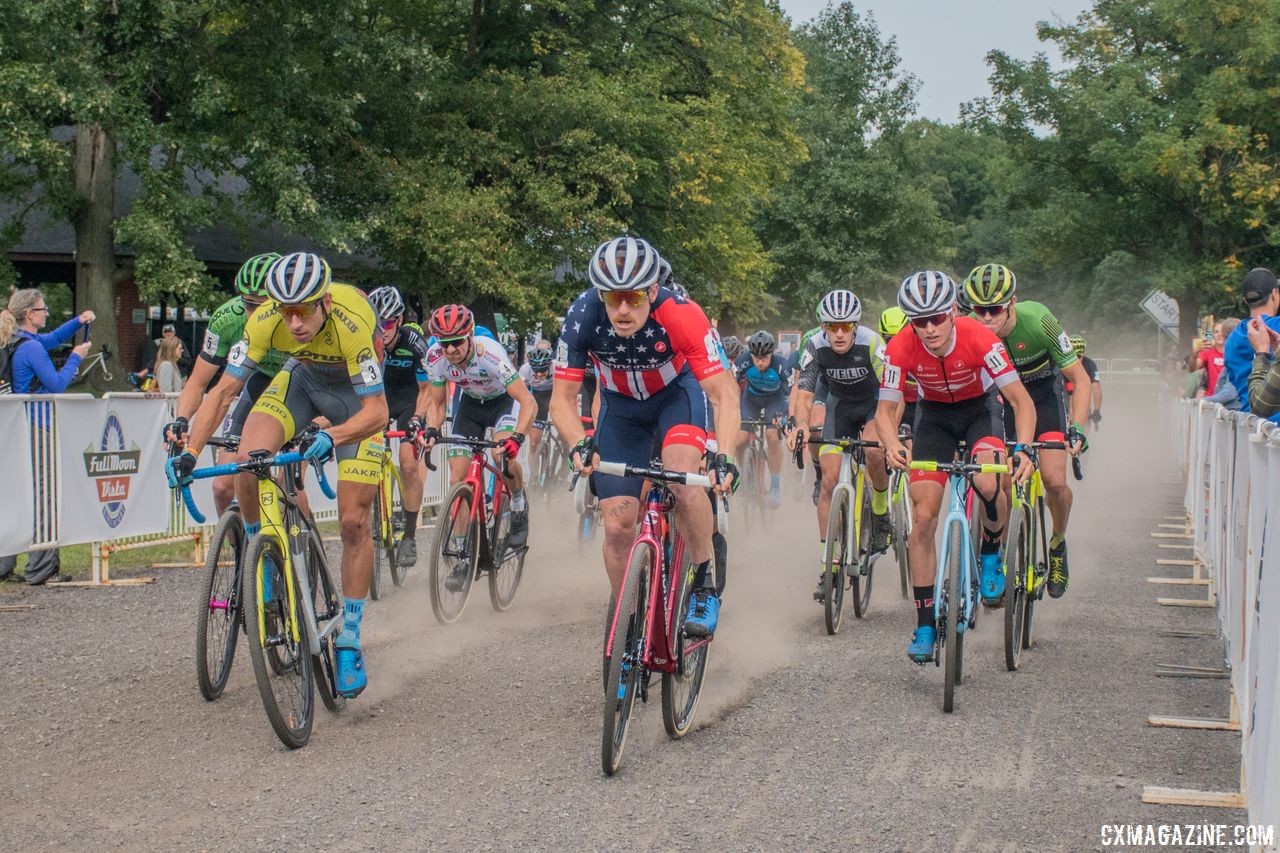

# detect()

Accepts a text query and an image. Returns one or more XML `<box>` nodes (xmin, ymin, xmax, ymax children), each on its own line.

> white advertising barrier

<box><xmin>1176</xmin><ymin>400</ymin><xmax>1278</xmax><ymax>836</ymax></box>
<box><xmin>57</xmin><ymin>396</ymin><xmax>173</xmax><ymax>543</ymax></box>
<box><xmin>0</xmin><ymin>399</ymin><xmax>36</xmax><ymax>554</ymax></box>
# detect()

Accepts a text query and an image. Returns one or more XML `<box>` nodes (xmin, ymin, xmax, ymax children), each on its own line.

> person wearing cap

<box><xmin>134</xmin><ymin>321</ymin><xmax>191</xmax><ymax>383</ymax></box>
<box><xmin>1245</xmin><ymin>317</ymin><xmax>1280</xmax><ymax>418</ymax></box>
<box><xmin>1223</xmin><ymin>268</ymin><xmax>1280</xmax><ymax>416</ymax></box>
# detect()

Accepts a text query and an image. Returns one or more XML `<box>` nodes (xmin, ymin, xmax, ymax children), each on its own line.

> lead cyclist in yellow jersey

<box><xmin>168</xmin><ymin>252</ymin><xmax>388</xmax><ymax>699</ymax></box>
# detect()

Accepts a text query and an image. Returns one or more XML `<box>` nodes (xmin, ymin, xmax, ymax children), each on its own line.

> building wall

<box><xmin>114</xmin><ymin>277</ymin><xmax>150</xmax><ymax>372</ymax></box>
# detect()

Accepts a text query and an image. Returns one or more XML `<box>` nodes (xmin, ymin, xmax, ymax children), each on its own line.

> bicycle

<box><xmin>75</xmin><ymin>343</ymin><xmax>114</xmax><ymax>391</ymax></box>
<box><xmin>1002</xmin><ymin>440</ymin><xmax>1083</xmax><ymax>671</ymax></box>
<box><xmin>180</xmin><ymin>447</ymin><xmax>346</xmax><ymax>749</ymax></box>
<box><xmin>736</xmin><ymin>417</ymin><xmax>777</xmax><ymax>530</ymax></box>
<box><xmin>889</xmin><ymin>425</ymin><xmax>913</xmax><ymax>599</ymax></box>
<box><xmin>369</xmin><ymin>429</ymin><xmax>410</xmax><ymax>601</ymax></box>
<box><xmin>532</xmin><ymin>420</ymin><xmax>567</xmax><ymax>501</ymax></box>
<box><xmin>425</xmin><ymin>435</ymin><xmax>527</xmax><ymax>624</ymax></box>
<box><xmin>574</xmin><ymin>471</ymin><xmax>602</xmax><ymax>555</ymax></box>
<box><xmin>906</xmin><ymin>450</ymin><xmax>1011</xmax><ymax>713</ymax></box>
<box><xmin>804</xmin><ymin>435</ymin><xmax>883</xmax><ymax>633</ymax></box>
<box><xmin>596</xmin><ymin>459</ymin><xmax>719</xmax><ymax>776</ymax></box>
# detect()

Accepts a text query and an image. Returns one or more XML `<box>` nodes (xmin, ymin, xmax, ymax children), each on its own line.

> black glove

<box><xmin>165</xmin><ymin>451</ymin><xmax>198</xmax><ymax>488</ymax></box>
<box><xmin>776</xmin><ymin>414</ymin><xmax>795</xmax><ymax>432</ymax></box>
<box><xmin>404</xmin><ymin>415</ymin><xmax>425</xmax><ymax>442</ymax></box>
<box><xmin>713</xmin><ymin>452</ymin><xmax>740</xmax><ymax>493</ymax></box>
<box><xmin>1089</xmin><ymin>410</ymin><xmax>1102</xmax><ymax>424</ymax></box>
<box><xmin>164</xmin><ymin>417</ymin><xmax>189</xmax><ymax>444</ymax></box>
<box><xmin>1067</xmin><ymin>423</ymin><xmax>1089</xmax><ymax>453</ymax></box>
<box><xmin>570</xmin><ymin>436</ymin><xmax>596</xmax><ymax>470</ymax></box>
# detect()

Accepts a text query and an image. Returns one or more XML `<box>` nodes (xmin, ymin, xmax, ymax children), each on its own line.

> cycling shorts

<box><xmin>531</xmin><ymin>388</ymin><xmax>552</xmax><ymax>424</ymax></box>
<box><xmin>911</xmin><ymin>394</ymin><xmax>1005</xmax><ymax>485</ymax></box>
<box><xmin>592</xmin><ymin>370</ymin><xmax>708</xmax><ymax>501</ymax></box>
<box><xmin>220</xmin><ymin>370</ymin><xmax>272</xmax><ymax>441</ymax></box>
<box><xmin>1003</xmin><ymin>376</ymin><xmax>1067</xmax><ymax>441</ymax></box>
<box><xmin>450</xmin><ymin>392</ymin><xmax>519</xmax><ymax>457</ymax></box>
<box><xmin>250</xmin><ymin>361</ymin><xmax>383</xmax><ymax>485</ymax></box>
<box><xmin>389</xmin><ymin>399</ymin><xmax>419</xmax><ymax>432</ymax></box>
<box><xmin>739</xmin><ymin>390</ymin><xmax>787</xmax><ymax>427</ymax></box>
<box><xmin>820</xmin><ymin>396</ymin><xmax>877</xmax><ymax>456</ymax></box>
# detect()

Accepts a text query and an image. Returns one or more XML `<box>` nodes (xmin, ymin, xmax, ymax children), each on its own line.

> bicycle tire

<box><xmin>195</xmin><ymin>508</ymin><xmax>245</xmax><ymax>701</ymax></box>
<box><xmin>242</xmin><ymin>534</ymin><xmax>315</xmax><ymax>749</ymax></box>
<box><xmin>389</xmin><ymin>475</ymin><xmax>408</xmax><ymax>587</ymax></box>
<box><xmin>822</xmin><ymin>487</ymin><xmax>849</xmax><ymax>635</ymax></box>
<box><xmin>753</xmin><ymin>444</ymin><xmax>772</xmax><ymax>528</ymax></box>
<box><xmin>943</xmin><ymin>519</ymin><xmax>964</xmax><ymax>713</ymax></box>
<box><xmin>602</xmin><ymin>544</ymin><xmax>652</xmax><ymax>776</ymax></box>
<box><xmin>428</xmin><ymin>482</ymin><xmax>479</xmax><ymax>624</ymax></box>
<box><xmin>577</xmin><ymin>508</ymin><xmax>597</xmax><ymax>556</ymax></box>
<box><xmin>488</xmin><ymin>490</ymin><xmax>524</xmax><ymax>611</ymax></box>
<box><xmin>890</xmin><ymin>473</ymin><xmax>911</xmax><ymax>598</ymax></box>
<box><xmin>737</xmin><ymin>445</ymin><xmax>758</xmax><ymax>533</ymax></box>
<box><xmin>1003</xmin><ymin>505</ymin><xmax>1028</xmax><ymax>672</ymax></box>
<box><xmin>304</xmin><ymin>530</ymin><xmax>346</xmax><ymax>714</ymax></box>
<box><xmin>662</xmin><ymin>557</ymin><xmax>709</xmax><ymax>739</ymax></box>
<box><xmin>1022</xmin><ymin>498</ymin><xmax>1048</xmax><ymax>650</ymax></box>
<box><xmin>852</xmin><ymin>481</ymin><xmax>875</xmax><ymax>619</ymax></box>
<box><xmin>370</xmin><ymin>485</ymin><xmax>391</xmax><ymax>601</ymax></box>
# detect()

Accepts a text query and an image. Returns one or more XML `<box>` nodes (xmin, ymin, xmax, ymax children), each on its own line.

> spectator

<box><xmin>1223</xmin><ymin>267</ymin><xmax>1280</xmax><ymax>418</ymax></box>
<box><xmin>134</xmin><ymin>322</ymin><xmax>191</xmax><ymax>383</ymax></box>
<box><xmin>153</xmin><ymin>337</ymin><xmax>185</xmax><ymax>393</ymax></box>
<box><xmin>0</xmin><ymin>288</ymin><xmax>94</xmax><ymax>585</ymax></box>
<box><xmin>1245</xmin><ymin>317</ymin><xmax>1280</xmax><ymax>418</ymax></box>
<box><xmin>1188</xmin><ymin>321</ymin><xmax>1227</xmax><ymax>399</ymax></box>
<box><xmin>1204</xmin><ymin>318</ymin><xmax>1243</xmax><ymax>410</ymax></box>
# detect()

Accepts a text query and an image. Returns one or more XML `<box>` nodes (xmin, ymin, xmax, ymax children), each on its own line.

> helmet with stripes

<box><xmin>367</xmin><ymin>286</ymin><xmax>405</xmax><ymax>321</ymax></box>
<box><xmin>721</xmin><ymin>335</ymin><xmax>744</xmax><ymax>361</ymax></box>
<box><xmin>1069</xmin><ymin>335</ymin><xmax>1087</xmax><ymax>356</ymax></box>
<box><xmin>747</xmin><ymin>330</ymin><xmax>776</xmax><ymax>357</ymax></box>
<box><xmin>817</xmin><ymin>289</ymin><xmax>862</xmax><ymax>324</ymax></box>
<box><xmin>588</xmin><ymin>236</ymin><xmax>662</xmax><ymax>292</ymax></box>
<box><xmin>528</xmin><ymin>349</ymin><xmax>553</xmax><ymax>371</ymax></box>
<box><xmin>963</xmin><ymin>263</ymin><xmax>1017</xmax><ymax>307</ymax></box>
<box><xmin>878</xmin><ymin>306</ymin><xmax>908</xmax><ymax>338</ymax></box>
<box><xmin>235</xmin><ymin>253</ymin><xmax>281</xmax><ymax>299</ymax></box>
<box><xmin>428</xmin><ymin>304</ymin><xmax>474</xmax><ymax>339</ymax></box>
<box><xmin>267</xmin><ymin>252</ymin><xmax>331</xmax><ymax>305</ymax></box>
<box><xmin>897</xmin><ymin>270</ymin><xmax>957</xmax><ymax>318</ymax></box>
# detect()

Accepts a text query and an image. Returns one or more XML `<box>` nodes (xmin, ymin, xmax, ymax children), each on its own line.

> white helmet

<box><xmin>367</xmin><ymin>286</ymin><xmax>404</xmax><ymax>321</ymax></box>
<box><xmin>268</xmin><ymin>252</ymin><xmax>331</xmax><ymax>305</ymax></box>
<box><xmin>897</xmin><ymin>270</ymin><xmax>957</xmax><ymax>318</ymax></box>
<box><xmin>817</xmin><ymin>289</ymin><xmax>862</xmax><ymax>323</ymax></box>
<box><xmin>588</xmin><ymin>236</ymin><xmax>661</xmax><ymax>291</ymax></box>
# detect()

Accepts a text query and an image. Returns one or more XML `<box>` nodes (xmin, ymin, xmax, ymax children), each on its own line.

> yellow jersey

<box><xmin>226</xmin><ymin>282</ymin><xmax>384</xmax><ymax>397</ymax></box>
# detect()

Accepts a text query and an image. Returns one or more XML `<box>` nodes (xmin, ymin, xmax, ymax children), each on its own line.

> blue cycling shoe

<box><xmin>684</xmin><ymin>590</ymin><xmax>720</xmax><ymax>637</ymax></box>
<box><xmin>908</xmin><ymin>625</ymin><xmax>936</xmax><ymax>663</ymax></box>
<box><xmin>334</xmin><ymin>646</ymin><xmax>368</xmax><ymax>698</ymax></box>
<box><xmin>980</xmin><ymin>551</ymin><xmax>1005</xmax><ymax>606</ymax></box>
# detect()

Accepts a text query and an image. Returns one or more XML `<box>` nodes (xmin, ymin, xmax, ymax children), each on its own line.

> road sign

<box><xmin>1140</xmin><ymin>290</ymin><xmax>1180</xmax><ymax>339</ymax></box>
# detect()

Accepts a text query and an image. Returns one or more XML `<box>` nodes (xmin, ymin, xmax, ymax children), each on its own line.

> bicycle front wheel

<box><xmin>242</xmin><ymin>534</ymin><xmax>315</xmax><ymax>749</ymax></box>
<box><xmin>1003</xmin><ymin>505</ymin><xmax>1029</xmax><ymax>672</ymax></box>
<box><xmin>852</xmin><ymin>482</ymin><xmax>875</xmax><ymax>619</ymax></box>
<box><xmin>488</xmin><ymin>490</ymin><xmax>524</xmax><ymax>611</ymax></box>
<box><xmin>822</xmin><ymin>488</ymin><xmax>849</xmax><ymax>635</ymax></box>
<box><xmin>662</xmin><ymin>559</ymin><xmax>709</xmax><ymax>739</ymax></box>
<box><xmin>428</xmin><ymin>482</ymin><xmax>479</xmax><ymax>624</ymax></box>
<box><xmin>303</xmin><ymin>530</ymin><xmax>347</xmax><ymax>715</ymax></box>
<box><xmin>943</xmin><ymin>520</ymin><xmax>965</xmax><ymax>714</ymax></box>
<box><xmin>602</xmin><ymin>544</ymin><xmax>652</xmax><ymax>776</ymax></box>
<box><xmin>195</xmin><ymin>508</ymin><xmax>245</xmax><ymax>701</ymax></box>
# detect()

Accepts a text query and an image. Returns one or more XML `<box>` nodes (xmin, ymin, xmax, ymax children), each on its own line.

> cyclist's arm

<box><xmin>874</xmin><ymin>398</ymin><xmax>906</xmax><ymax>467</ymax></box>
<box><xmin>789</xmin><ymin>388</ymin><xmax>813</xmax><ymax>447</ymax></box>
<box><xmin>425</xmin><ymin>382</ymin><xmax>448</xmax><ymax>432</ymax></box>
<box><xmin>550</xmin><ymin>377</ymin><xmax>584</xmax><ymax>447</ymax></box>
<box><xmin>505</xmin><ymin>376</ymin><xmax>537</xmax><ymax>436</ymax></box>
<box><xmin>325</xmin><ymin>392</ymin><xmax>388</xmax><ymax>447</ymax></box>
<box><xmin>174</xmin><ymin>357</ymin><xmax>220</xmax><ymax>422</ymax></box>
<box><xmin>413</xmin><ymin>379</ymin><xmax>431</xmax><ymax>422</ymax></box>
<box><xmin>1002</xmin><ymin>379</ymin><xmax>1037</xmax><ymax>447</ymax></box>
<box><xmin>186</xmin><ymin>370</ymin><xmax>247</xmax><ymax>456</ymax></box>
<box><xmin>701</xmin><ymin>370</ymin><xmax>740</xmax><ymax>455</ymax></box>
<box><xmin>1060</xmin><ymin>359</ymin><xmax>1091</xmax><ymax>426</ymax></box>
<box><xmin>1091</xmin><ymin>379</ymin><xmax>1102</xmax><ymax>413</ymax></box>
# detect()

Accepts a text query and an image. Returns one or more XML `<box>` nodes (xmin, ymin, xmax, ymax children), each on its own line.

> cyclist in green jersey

<box><xmin>963</xmin><ymin>264</ymin><xmax>1091</xmax><ymax>598</ymax></box>
<box><xmin>166</xmin><ymin>253</ymin><xmax>288</xmax><ymax>513</ymax></box>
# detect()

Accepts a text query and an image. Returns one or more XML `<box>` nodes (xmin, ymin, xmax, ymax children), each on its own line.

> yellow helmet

<box><xmin>878</xmin><ymin>306</ymin><xmax>908</xmax><ymax>338</ymax></box>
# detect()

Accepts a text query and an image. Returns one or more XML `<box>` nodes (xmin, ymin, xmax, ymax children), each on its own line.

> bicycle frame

<box><xmin>440</xmin><ymin>438</ymin><xmax>512</xmax><ymax>569</ymax></box>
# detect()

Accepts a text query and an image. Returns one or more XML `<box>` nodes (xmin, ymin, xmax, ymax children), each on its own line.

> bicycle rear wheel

<box><xmin>890</xmin><ymin>473</ymin><xmax>911</xmax><ymax>598</ymax></box>
<box><xmin>602</xmin><ymin>544</ymin><xmax>652</xmax><ymax>776</ymax></box>
<box><xmin>195</xmin><ymin>508</ymin><xmax>244</xmax><ymax>701</ymax></box>
<box><xmin>662</xmin><ymin>558</ymin><xmax>709</xmax><ymax>738</ymax></box>
<box><xmin>242</xmin><ymin>534</ymin><xmax>315</xmax><ymax>749</ymax></box>
<box><xmin>488</xmin><ymin>490</ymin><xmax>524</xmax><ymax>611</ymax></box>
<box><xmin>428</xmin><ymin>482</ymin><xmax>480</xmax><ymax>625</ymax></box>
<box><xmin>852</xmin><ymin>482</ymin><xmax>875</xmax><ymax>619</ymax></box>
<box><xmin>303</xmin><ymin>530</ymin><xmax>346</xmax><ymax>714</ymax></box>
<box><xmin>1022</xmin><ymin>500</ymin><xmax>1048</xmax><ymax>650</ymax></box>
<box><xmin>1003</xmin><ymin>506</ymin><xmax>1029</xmax><ymax>672</ymax></box>
<box><xmin>738</xmin><ymin>445</ymin><xmax>760</xmax><ymax>533</ymax></box>
<box><xmin>822</xmin><ymin>488</ymin><xmax>849</xmax><ymax>635</ymax></box>
<box><xmin>943</xmin><ymin>520</ymin><xmax>964</xmax><ymax>713</ymax></box>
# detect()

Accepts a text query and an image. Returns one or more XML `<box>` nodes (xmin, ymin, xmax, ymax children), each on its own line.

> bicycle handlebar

<box><xmin>594</xmin><ymin>460</ymin><xmax>713</xmax><ymax>489</ymax></box>
<box><xmin>179</xmin><ymin>451</ymin><xmax>336</xmax><ymax>525</ymax></box>
<box><xmin>908</xmin><ymin>460</ymin><xmax>1011</xmax><ymax>476</ymax></box>
<box><xmin>806</xmin><ymin>436</ymin><xmax>881</xmax><ymax>449</ymax></box>
<box><xmin>1015</xmin><ymin>440</ymin><xmax>1084</xmax><ymax>481</ymax></box>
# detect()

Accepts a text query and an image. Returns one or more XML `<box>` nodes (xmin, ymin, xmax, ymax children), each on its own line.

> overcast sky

<box><xmin>779</xmin><ymin>0</ymin><xmax>1093</xmax><ymax>122</ymax></box>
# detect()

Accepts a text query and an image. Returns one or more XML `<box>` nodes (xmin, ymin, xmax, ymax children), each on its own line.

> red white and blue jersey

<box><xmin>554</xmin><ymin>287</ymin><xmax>727</xmax><ymax>400</ymax></box>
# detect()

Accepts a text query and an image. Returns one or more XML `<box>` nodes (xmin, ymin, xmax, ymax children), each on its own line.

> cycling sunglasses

<box><xmin>277</xmin><ymin>301</ymin><xmax>322</xmax><ymax>320</ymax></box>
<box><xmin>823</xmin><ymin>322</ymin><xmax>856</xmax><ymax>334</ymax></box>
<box><xmin>973</xmin><ymin>302</ymin><xmax>1010</xmax><ymax>318</ymax></box>
<box><xmin>380</xmin><ymin>318</ymin><xmax>400</xmax><ymax>331</ymax></box>
<box><xmin>600</xmin><ymin>289</ymin><xmax>650</xmax><ymax>309</ymax></box>
<box><xmin>439</xmin><ymin>337</ymin><xmax>469</xmax><ymax>351</ymax></box>
<box><xmin>910</xmin><ymin>312</ymin><xmax>952</xmax><ymax>330</ymax></box>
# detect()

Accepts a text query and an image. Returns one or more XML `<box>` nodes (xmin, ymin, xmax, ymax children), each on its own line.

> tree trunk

<box><xmin>71</xmin><ymin>124</ymin><xmax>120</xmax><ymax>386</ymax></box>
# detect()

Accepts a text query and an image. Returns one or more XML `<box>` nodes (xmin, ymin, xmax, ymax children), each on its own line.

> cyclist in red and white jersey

<box><xmin>875</xmin><ymin>271</ymin><xmax>1037</xmax><ymax>663</ymax></box>
<box><xmin>550</xmin><ymin>236</ymin><xmax>739</xmax><ymax>637</ymax></box>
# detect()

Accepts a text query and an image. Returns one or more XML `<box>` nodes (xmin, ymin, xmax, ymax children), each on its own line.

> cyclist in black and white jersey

<box><xmin>520</xmin><ymin>341</ymin><xmax>556</xmax><ymax>466</ymax></box>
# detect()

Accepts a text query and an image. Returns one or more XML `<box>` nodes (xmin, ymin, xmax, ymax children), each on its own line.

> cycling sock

<box><xmin>244</xmin><ymin>521</ymin><xmax>261</xmax><ymax>538</ymax></box>
<box><xmin>871</xmin><ymin>487</ymin><xmax>888</xmax><ymax>514</ymax></box>
<box><xmin>980</xmin><ymin>527</ymin><xmax>1003</xmax><ymax>554</ymax></box>
<box><xmin>692</xmin><ymin>559</ymin><xmax>715</xmax><ymax>592</ymax></box>
<box><xmin>770</xmin><ymin>473</ymin><xmax>780</xmax><ymax>490</ymax></box>
<box><xmin>1050</xmin><ymin>531</ymin><xmax>1066</xmax><ymax>550</ymax></box>
<box><xmin>338</xmin><ymin>597</ymin><xmax>366</xmax><ymax>648</ymax></box>
<box><xmin>402</xmin><ymin>509</ymin><xmax>419</xmax><ymax>532</ymax></box>
<box><xmin>511</xmin><ymin>490</ymin><xmax>527</xmax><ymax>512</ymax></box>
<box><xmin>913</xmin><ymin>586</ymin><xmax>935</xmax><ymax>628</ymax></box>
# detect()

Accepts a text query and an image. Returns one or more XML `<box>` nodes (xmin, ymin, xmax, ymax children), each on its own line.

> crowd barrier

<box><xmin>1175</xmin><ymin>399</ymin><xmax>1280</xmax><ymax>832</ymax></box>
<box><xmin>0</xmin><ymin>393</ymin><xmax>449</xmax><ymax>583</ymax></box>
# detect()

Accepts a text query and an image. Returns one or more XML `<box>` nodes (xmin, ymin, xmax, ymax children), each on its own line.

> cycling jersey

<box><xmin>382</xmin><ymin>325</ymin><xmax>431</xmax><ymax>407</ymax></box>
<box><xmin>201</xmin><ymin>296</ymin><xmax>288</xmax><ymax>377</ymax></box>
<box><xmin>554</xmin><ymin>287</ymin><xmax>725</xmax><ymax>399</ymax></box>
<box><xmin>228</xmin><ymin>283</ymin><xmax>384</xmax><ymax>397</ymax></box>
<box><xmin>880</xmin><ymin>317</ymin><xmax>1019</xmax><ymax>404</ymax></box>
<box><xmin>1080</xmin><ymin>356</ymin><xmax>1100</xmax><ymax>383</ymax></box>
<box><xmin>984</xmin><ymin>300</ymin><xmax>1077</xmax><ymax>385</ymax></box>
<box><xmin>425</xmin><ymin>336</ymin><xmax>519</xmax><ymax>401</ymax></box>
<box><xmin>519</xmin><ymin>362</ymin><xmax>554</xmax><ymax>392</ymax></box>
<box><xmin>734</xmin><ymin>352</ymin><xmax>787</xmax><ymax>398</ymax></box>
<box><xmin>796</xmin><ymin>326</ymin><xmax>885</xmax><ymax>403</ymax></box>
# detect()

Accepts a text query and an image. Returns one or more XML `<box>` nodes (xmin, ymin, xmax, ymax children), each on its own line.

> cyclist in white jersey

<box><xmin>519</xmin><ymin>341</ymin><xmax>556</xmax><ymax>465</ymax></box>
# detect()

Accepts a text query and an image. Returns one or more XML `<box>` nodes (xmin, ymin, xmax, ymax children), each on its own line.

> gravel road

<box><xmin>1</xmin><ymin>384</ymin><xmax>1245</xmax><ymax>851</ymax></box>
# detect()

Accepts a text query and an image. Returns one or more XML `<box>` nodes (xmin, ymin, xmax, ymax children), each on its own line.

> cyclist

<box><xmin>878</xmin><ymin>306</ymin><xmax>917</xmax><ymax>432</ymax></box>
<box><xmin>520</xmin><ymin>342</ymin><xmax>557</xmax><ymax>472</ymax></box>
<box><xmin>962</xmin><ymin>263</ymin><xmax>1091</xmax><ymax>598</ymax></box>
<box><xmin>876</xmin><ymin>271</ymin><xmax>1037</xmax><ymax>662</ymax></box>
<box><xmin>420</xmin><ymin>304</ymin><xmax>537</xmax><ymax>564</ymax></box>
<box><xmin>166</xmin><ymin>253</ymin><xmax>284</xmax><ymax>514</ymax></box>
<box><xmin>735</xmin><ymin>330</ymin><xmax>789</xmax><ymax>506</ymax></box>
<box><xmin>785</xmin><ymin>289</ymin><xmax>891</xmax><ymax>601</ymax></box>
<box><xmin>168</xmin><ymin>252</ymin><xmax>389</xmax><ymax>698</ymax></box>
<box><xmin>721</xmin><ymin>335</ymin><xmax>745</xmax><ymax>381</ymax></box>
<box><xmin>368</xmin><ymin>285</ymin><xmax>433</xmax><ymax>568</ymax></box>
<box><xmin>550</xmin><ymin>236</ymin><xmax>739</xmax><ymax>637</ymax></box>
<box><xmin>1071</xmin><ymin>336</ymin><xmax>1102</xmax><ymax>427</ymax></box>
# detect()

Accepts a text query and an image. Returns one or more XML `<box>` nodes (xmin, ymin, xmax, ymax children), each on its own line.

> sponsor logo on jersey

<box><xmin>655</xmin><ymin>341</ymin><xmax>667</xmax><ymax>353</ymax></box>
<box><xmin>827</xmin><ymin>366</ymin><xmax>869</xmax><ymax>382</ymax></box>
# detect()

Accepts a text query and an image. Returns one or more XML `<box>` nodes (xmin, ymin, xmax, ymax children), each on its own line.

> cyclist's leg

<box><xmin>491</xmin><ymin>398</ymin><xmax>525</xmax><ymax>494</ymax></box>
<box><xmin>593</xmin><ymin>392</ymin><xmax>646</xmax><ymax>597</ymax></box>
<box><xmin>905</xmin><ymin>402</ymin><xmax>959</xmax><ymax>658</ymax></box>
<box><xmin>446</xmin><ymin>395</ymin><xmax>486</xmax><ymax>535</ymax></box>
<box><xmin>528</xmin><ymin>389</ymin><xmax>551</xmax><ymax>459</ymax></box>
<box><xmin>235</xmin><ymin>367</ymin><xmax>306</xmax><ymax>530</ymax></box>
<box><xmin>970</xmin><ymin>395</ymin><xmax>1010</xmax><ymax>601</ymax></box>
<box><xmin>1030</xmin><ymin>378</ymin><xmax>1072</xmax><ymax>538</ymax></box>
<box><xmin>762</xmin><ymin>394</ymin><xmax>786</xmax><ymax>481</ymax></box>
